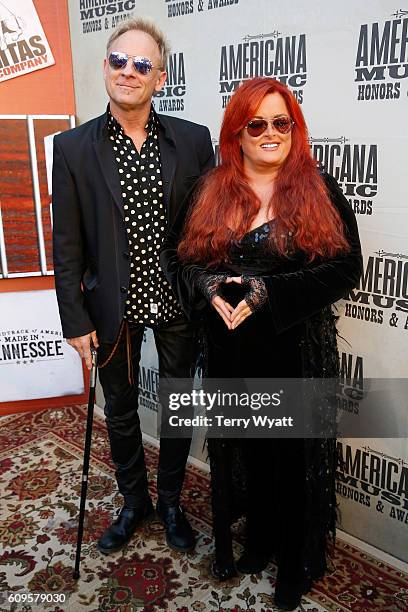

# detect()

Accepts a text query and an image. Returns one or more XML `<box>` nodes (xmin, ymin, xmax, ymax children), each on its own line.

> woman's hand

<box><xmin>226</xmin><ymin>275</ymin><xmax>267</xmax><ymax>329</ymax></box>
<box><xmin>197</xmin><ymin>272</ymin><xmax>233</xmax><ymax>329</ymax></box>
<box><xmin>196</xmin><ymin>272</ymin><xmax>228</xmax><ymax>302</ymax></box>
<box><xmin>225</xmin><ymin>277</ymin><xmax>252</xmax><ymax>330</ymax></box>
<box><xmin>197</xmin><ymin>273</ymin><xmax>267</xmax><ymax>330</ymax></box>
<box><xmin>230</xmin><ymin>298</ymin><xmax>253</xmax><ymax>329</ymax></box>
<box><xmin>211</xmin><ymin>295</ymin><xmax>234</xmax><ymax>329</ymax></box>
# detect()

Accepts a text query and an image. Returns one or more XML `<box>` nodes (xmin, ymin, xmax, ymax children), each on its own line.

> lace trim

<box><xmin>196</xmin><ymin>273</ymin><xmax>227</xmax><ymax>302</ymax></box>
<box><xmin>241</xmin><ymin>275</ymin><xmax>268</xmax><ymax>313</ymax></box>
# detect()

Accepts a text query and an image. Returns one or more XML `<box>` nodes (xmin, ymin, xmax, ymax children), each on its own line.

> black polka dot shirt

<box><xmin>107</xmin><ymin>106</ymin><xmax>183</xmax><ymax>326</ymax></box>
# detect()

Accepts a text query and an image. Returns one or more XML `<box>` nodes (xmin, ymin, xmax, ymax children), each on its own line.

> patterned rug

<box><xmin>0</xmin><ymin>406</ymin><xmax>407</xmax><ymax>612</ymax></box>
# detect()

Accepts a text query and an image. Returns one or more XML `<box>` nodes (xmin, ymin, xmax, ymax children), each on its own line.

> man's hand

<box><xmin>67</xmin><ymin>331</ymin><xmax>99</xmax><ymax>369</ymax></box>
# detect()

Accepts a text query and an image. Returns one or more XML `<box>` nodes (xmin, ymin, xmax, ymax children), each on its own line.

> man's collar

<box><xmin>106</xmin><ymin>103</ymin><xmax>157</xmax><ymax>137</ymax></box>
<box><xmin>154</xmin><ymin>110</ymin><xmax>176</xmax><ymax>145</ymax></box>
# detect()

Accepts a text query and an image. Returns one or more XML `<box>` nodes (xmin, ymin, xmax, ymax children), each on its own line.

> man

<box><xmin>52</xmin><ymin>17</ymin><xmax>214</xmax><ymax>555</ymax></box>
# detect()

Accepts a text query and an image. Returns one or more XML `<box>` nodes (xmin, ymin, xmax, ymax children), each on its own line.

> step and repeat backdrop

<box><xmin>66</xmin><ymin>0</ymin><xmax>408</xmax><ymax>561</ymax></box>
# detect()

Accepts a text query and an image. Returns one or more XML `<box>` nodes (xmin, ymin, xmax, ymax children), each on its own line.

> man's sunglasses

<box><xmin>108</xmin><ymin>51</ymin><xmax>156</xmax><ymax>75</ymax></box>
<box><xmin>245</xmin><ymin>117</ymin><xmax>295</xmax><ymax>137</ymax></box>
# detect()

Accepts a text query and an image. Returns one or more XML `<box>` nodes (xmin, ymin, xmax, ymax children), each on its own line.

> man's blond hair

<box><xmin>106</xmin><ymin>17</ymin><xmax>170</xmax><ymax>70</ymax></box>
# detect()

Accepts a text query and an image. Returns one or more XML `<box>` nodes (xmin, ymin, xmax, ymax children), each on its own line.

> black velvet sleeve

<box><xmin>264</xmin><ymin>172</ymin><xmax>363</xmax><ymax>333</ymax></box>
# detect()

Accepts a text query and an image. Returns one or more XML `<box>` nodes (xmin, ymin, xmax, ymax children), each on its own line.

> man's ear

<box><xmin>155</xmin><ymin>70</ymin><xmax>167</xmax><ymax>93</ymax></box>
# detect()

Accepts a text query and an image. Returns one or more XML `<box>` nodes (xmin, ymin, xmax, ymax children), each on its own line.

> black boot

<box><xmin>156</xmin><ymin>500</ymin><xmax>195</xmax><ymax>552</ymax></box>
<box><xmin>274</xmin><ymin>565</ymin><xmax>311</xmax><ymax>611</ymax></box>
<box><xmin>97</xmin><ymin>500</ymin><xmax>154</xmax><ymax>554</ymax></box>
<box><xmin>211</xmin><ymin>560</ymin><xmax>237</xmax><ymax>581</ymax></box>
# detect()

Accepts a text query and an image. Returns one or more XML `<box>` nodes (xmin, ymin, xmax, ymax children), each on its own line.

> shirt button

<box><xmin>123</xmin><ymin>251</ymin><xmax>130</xmax><ymax>259</ymax></box>
<box><xmin>120</xmin><ymin>286</ymin><xmax>127</xmax><ymax>293</ymax></box>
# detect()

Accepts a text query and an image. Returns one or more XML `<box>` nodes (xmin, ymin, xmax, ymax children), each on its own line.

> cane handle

<box><xmin>90</xmin><ymin>348</ymin><xmax>98</xmax><ymax>388</ymax></box>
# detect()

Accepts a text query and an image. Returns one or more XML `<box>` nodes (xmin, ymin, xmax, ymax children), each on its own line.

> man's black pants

<box><xmin>98</xmin><ymin>317</ymin><xmax>197</xmax><ymax>509</ymax></box>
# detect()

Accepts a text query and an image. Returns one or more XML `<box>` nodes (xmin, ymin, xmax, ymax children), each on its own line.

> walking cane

<box><xmin>73</xmin><ymin>347</ymin><xmax>98</xmax><ymax>580</ymax></box>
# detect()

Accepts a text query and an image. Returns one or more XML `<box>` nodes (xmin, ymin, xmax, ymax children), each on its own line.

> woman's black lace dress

<box><xmin>160</xmin><ymin>172</ymin><xmax>363</xmax><ymax>587</ymax></box>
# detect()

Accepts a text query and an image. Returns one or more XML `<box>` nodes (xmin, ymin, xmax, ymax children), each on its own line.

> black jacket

<box><xmin>52</xmin><ymin>111</ymin><xmax>214</xmax><ymax>342</ymax></box>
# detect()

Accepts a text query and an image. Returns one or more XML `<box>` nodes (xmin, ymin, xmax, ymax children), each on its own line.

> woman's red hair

<box><xmin>178</xmin><ymin>77</ymin><xmax>349</xmax><ymax>265</ymax></box>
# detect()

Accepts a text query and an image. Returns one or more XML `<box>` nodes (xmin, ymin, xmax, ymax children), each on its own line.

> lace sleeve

<box><xmin>196</xmin><ymin>272</ymin><xmax>228</xmax><ymax>302</ymax></box>
<box><xmin>242</xmin><ymin>275</ymin><xmax>268</xmax><ymax>313</ymax></box>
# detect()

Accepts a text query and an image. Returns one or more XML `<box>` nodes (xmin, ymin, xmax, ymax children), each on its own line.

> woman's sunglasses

<box><xmin>108</xmin><ymin>51</ymin><xmax>155</xmax><ymax>75</ymax></box>
<box><xmin>245</xmin><ymin>117</ymin><xmax>294</xmax><ymax>137</ymax></box>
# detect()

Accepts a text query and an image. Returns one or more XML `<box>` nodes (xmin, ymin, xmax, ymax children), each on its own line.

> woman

<box><xmin>160</xmin><ymin>77</ymin><xmax>362</xmax><ymax>610</ymax></box>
